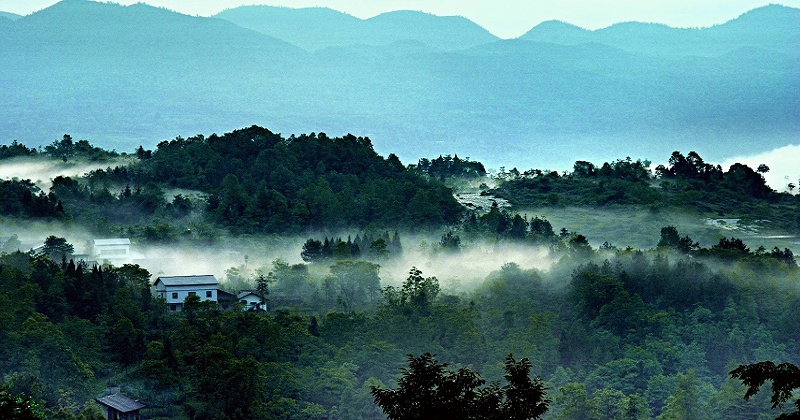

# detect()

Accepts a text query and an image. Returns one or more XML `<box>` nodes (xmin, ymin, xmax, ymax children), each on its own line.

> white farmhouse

<box><xmin>154</xmin><ymin>275</ymin><xmax>219</xmax><ymax>312</ymax></box>
<box><xmin>93</xmin><ymin>238</ymin><xmax>132</xmax><ymax>265</ymax></box>
<box><xmin>237</xmin><ymin>290</ymin><xmax>267</xmax><ymax>311</ymax></box>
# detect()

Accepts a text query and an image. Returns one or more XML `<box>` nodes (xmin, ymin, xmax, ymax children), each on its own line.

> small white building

<box><xmin>93</xmin><ymin>238</ymin><xmax>132</xmax><ymax>266</ymax></box>
<box><xmin>237</xmin><ymin>290</ymin><xmax>267</xmax><ymax>311</ymax></box>
<box><xmin>154</xmin><ymin>275</ymin><xmax>219</xmax><ymax>312</ymax></box>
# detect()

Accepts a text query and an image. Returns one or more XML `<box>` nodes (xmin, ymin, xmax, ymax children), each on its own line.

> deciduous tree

<box><xmin>730</xmin><ymin>361</ymin><xmax>800</xmax><ymax>418</ymax></box>
<box><xmin>371</xmin><ymin>353</ymin><xmax>549</xmax><ymax>419</ymax></box>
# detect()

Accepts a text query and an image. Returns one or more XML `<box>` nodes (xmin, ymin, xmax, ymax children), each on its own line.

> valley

<box><xmin>1</xmin><ymin>1</ymin><xmax>798</xmax><ymax>418</ymax></box>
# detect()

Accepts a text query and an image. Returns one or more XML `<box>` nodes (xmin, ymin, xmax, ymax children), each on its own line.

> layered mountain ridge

<box><xmin>0</xmin><ymin>0</ymin><xmax>796</xmax><ymax>168</ymax></box>
<box><xmin>213</xmin><ymin>6</ymin><xmax>499</xmax><ymax>51</ymax></box>
<box><xmin>521</xmin><ymin>4</ymin><xmax>800</xmax><ymax>57</ymax></box>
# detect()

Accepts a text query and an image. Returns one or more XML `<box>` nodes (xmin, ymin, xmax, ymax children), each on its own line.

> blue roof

<box><xmin>237</xmin><ymin>290</ymin><xmax>265</xmax><ymax>300</ymax></box>
<box><xmin>155</xmin><ymin>275</ymin><xmax>218</xmax><ymax>287</ymax></box>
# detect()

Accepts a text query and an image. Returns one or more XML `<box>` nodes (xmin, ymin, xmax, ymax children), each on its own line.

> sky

<box><xmin>721</xmin><ymin>145</ymin><xmax>800</xmax><ymax>194</ymax></box>
<box><xmin>2</xmin><ymin>0</ymin><xmax>799</xmax><ymax>38</ymax></box>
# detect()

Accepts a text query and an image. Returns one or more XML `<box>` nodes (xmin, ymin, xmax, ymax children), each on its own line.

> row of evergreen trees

<box><xmin>301</xmin><ymin>231</ymin><xmax>402</xmax><ymax>262</ymax></box>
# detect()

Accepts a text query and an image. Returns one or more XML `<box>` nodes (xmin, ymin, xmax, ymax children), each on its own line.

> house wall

<box><xmin>98</xmin><ymin>405</ymin><xmax>140</xmax><ymax>420</ymax></box>
<box><xmin>95</xmin><ymin>244</ymin><xmax>129</xmax><ymax>257</ymax></box>
<box><xmin>94</xmin><ymin>244</ymin><xmax>132</xmax><ymax>265</ymax></box>
<box><xmin>239</xmin><ymin>294</ymin><xmax>264</xmax><ymax>310</ymax></box>
<box><xmin>157</xmin><ymin>284</ymin><xmax>218</xmax><ymax>312</ymax></box>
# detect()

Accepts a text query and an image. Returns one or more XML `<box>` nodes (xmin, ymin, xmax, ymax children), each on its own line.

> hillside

<box><xmin>10</xmin><ymin>127</ymin><xmax>463</xmax><ymax>237</ymax></box>
<box><xmin>1</xmin><ymin>137</ymin><xmax>799</xmax><ymax>418</ymax></box>
<box><xmin>0</xmin><ymin>1</ymin><xmax>797</xmax><ymax>170</ymax></box>
<box><xmin>0</xmin><ymin>11</ymin><xmax>21</xmax><ymax>21</ymax></box>
<box><xmin>4</xmin><ymin>0</ymin><xmax>303</xmax><ymax>59</ymax></box>
<box><xmin>520</xmin><ymin>4</ymin><xmax>800</xmax><ymax>57</ymax></box>
<box><xmin>213</xmin><ymin>5</ymin><xmax>498</xmax><ymax>51</ymax></box>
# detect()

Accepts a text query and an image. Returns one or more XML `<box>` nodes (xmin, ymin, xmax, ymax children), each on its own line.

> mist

<box><xmin>721</xmin><ymin>144</ymin><xmax>800</xmax><ymax>193</ymax></box>
<box><xmin>370</xmin><ymin>235</ymin><xmax>555</xmax><ymax>291</ymax></box>
<box><xmin>202</xmin><ymin>231</ymin><xmax>558</xmax><ymax>294</ymax></box>
<box><xmin>0</xmin><ymin>154</ymin><xmax>558</xmax><ymax>293</ymax></box>
<box><xmin>0</xmin><ymin>155</ymin><xmax>133</xmax><ymax>191</ymax></box>
<box><xmin>0</xmin><ymin>217</ymin><xmax>98</xmax><ymax>251</ymax></box>
<box><xmin>513</xmin><ymin>206</ymin><xmax>799</xmax><ymax>254</ymax></box>
<box><xmin>135</xmin><ymin>236</ymin><xmax>308</xmax><ymax>280</ymax></box>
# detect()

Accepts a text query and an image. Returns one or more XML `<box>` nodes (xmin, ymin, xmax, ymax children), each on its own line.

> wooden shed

<box><xmin>96</xmin><ymin>392</ymin><xmax>145</xmax><ymax>420</ymax></box>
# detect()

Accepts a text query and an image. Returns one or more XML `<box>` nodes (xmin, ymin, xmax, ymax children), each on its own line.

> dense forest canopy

<box><xmin>90</xmin><ymin>127</ymin><xmax>461</xmax><ymax>233</ymax></box>
<box><xmin>1</xmin><ymin>224</ymin><xmax>798</xmax><ymax>418</ymax></box>
<box><xmin>0</xmin><ymin>132</ymin><xmax>799</xmax><ymax>418</ymax></box>
<box><xmin>21</xmin><ymin>127</ymin><xmax>463</xmax><ymax>237</ymax></box>
<box><xmin>490</xmin><ymin>151</ymin><xmax>800</xmax><ymax>232</ymax></box>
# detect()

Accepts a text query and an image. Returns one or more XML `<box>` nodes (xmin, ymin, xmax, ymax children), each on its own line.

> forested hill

<box><xmin>489</xmin><ymin>152</ymin><xmax>800</xmax><ymax>232</ymax></box>
<box><xmin>78</xmin><ymin>126</ymin><xmax>463</xmax><ymax>233</ymax></box>
<box><xmin>2</xmin><ymin>135</ymin><xmax>800</xmax><ymax>418</ymax></box>
<box><xmin>0</xmin><ymin>11</ymin><xmax>21</xmax><ymax>21</ymax></box>
<box><xmin>520</xmin><ymin>5</ymin><xmax>800</xmax><ymax>57</ymax></box>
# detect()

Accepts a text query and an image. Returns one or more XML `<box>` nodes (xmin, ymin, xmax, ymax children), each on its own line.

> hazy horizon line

<box><xmin>0</xmin><ymin>0</ymin><xmax>797</xmax><ymax>39</ymax></box>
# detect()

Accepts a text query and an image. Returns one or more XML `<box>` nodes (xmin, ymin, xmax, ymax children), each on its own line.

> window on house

<box><xmin>206</xmin><ymin>291</ymin><xmax>212</xmax><ymax>298</ymax></box>
<box><xmin>188</xmin><ymin>291</ymin><xmax>196</xmax><ymax>296</ymax></box>
<box><xmin>171</xmin><ymin>292</ymin><xmax>178</xmax><ymax>299</ymax></box>
<box><xmin>240</xmin><ymin>300</ymin><xmax>246</xmax><ymax>304</ymax></box>
<box><xmin>170</xmin><ymin>304</ymin><xmax>177</xmax><ymax>311</ymax></box>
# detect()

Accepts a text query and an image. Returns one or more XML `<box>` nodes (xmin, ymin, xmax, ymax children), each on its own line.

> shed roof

<box><xmin>217</xmin><ymin>289</ymin><xmax>236</xmax><ymax>299</ymax></box>
<box><xmin>96</xmin><ymin>393</ymin><xmax>145</xmax><ymax>413</ymax></box>
<box><xmin>237</xmin><ymin>290</ymin><xmax>265</xmax><ymax>300</ymax></box>
<box><xmin>155</xmin><ymin>275</ymin><xmax>218</xmax><ymax>287</ymax></box>
<box><xmin>94</xmin><ymin>238</ymin><xmax>131</xmax><ymax>246</ymax></box>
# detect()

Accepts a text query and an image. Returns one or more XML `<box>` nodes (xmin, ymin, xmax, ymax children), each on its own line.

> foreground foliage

<box><xmin>371</xmin><ymin>353</ymin><xmax>549</xmax><ymax>419</ymax></box>
<box><xmin>0</xmin><ymin>383</ymin><xmax>44</xmax><ymax>420</ymax></box>
<box><xmin>730</xmin><ymin>361</ymin><xmax>800</xmax><ymax>419</ymax></box>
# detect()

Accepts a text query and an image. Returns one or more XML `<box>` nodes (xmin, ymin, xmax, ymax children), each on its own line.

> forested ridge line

<box><xmin>0</xmin><ymin>127</ymin><xmax>463</xmax><ymax>241</ymax></box>
<box><xmin>1</xmin><ymin>131</ymin><xmax>798</xmax><ymax>243</ymax></box>
<box><xmin>490</xmin><ymin>151</ymin><xmax>799</xmax><ymax>232</ymax></box>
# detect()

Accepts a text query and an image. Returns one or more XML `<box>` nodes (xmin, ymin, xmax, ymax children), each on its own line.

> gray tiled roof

<box><xmin>96</xmin><ymin>393</ymin><xmax>145</xmax><ymax>412</ymax></box>
<box><xmin>237</xmin><ymin>290</ymin><xmax>264</xmax><ymax>300</ymax></box>
<box><xmin>155</xmin><ymin>275</ymin><xmax>218</xmax><ymax>286</ymax></box>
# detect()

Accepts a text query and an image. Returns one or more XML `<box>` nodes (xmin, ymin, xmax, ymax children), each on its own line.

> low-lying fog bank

<box><xmin>513</xmin><ymin>207</ymin><xmax>800</xmax><ymax>253</ymax></box>
<box><xmin>0</xmin><ymin>216</ymin><xmax>560</xmax><ymax>295</ymax></box>
<box><xmin>370</xmin><ymin>239</ymin><xmax>555</xmax><ymax>290</ymax></box>
<box><xmin>0</xmin><ymin>155</ymin><xmax>134</xmax><ymax>191</ymax></box>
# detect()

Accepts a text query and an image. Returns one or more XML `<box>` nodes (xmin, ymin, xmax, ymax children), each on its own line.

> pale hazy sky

<box><xmin>2</xmin><ymin>0</ymin><xmax>798</xmax><ymax>38</ymax></box>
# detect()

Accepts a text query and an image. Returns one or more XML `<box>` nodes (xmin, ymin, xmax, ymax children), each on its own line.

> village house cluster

<box><xmin>26</xmin><ymin>236</ymin><xmax>270</xmax><ymax>313</ymax></box>
<box><xmin>153</xmin><ymin>274</ymin><xmax>267</xmax><ymax>312</ymax></box>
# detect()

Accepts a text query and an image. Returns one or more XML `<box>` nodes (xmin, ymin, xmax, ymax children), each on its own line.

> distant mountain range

<box><xmin>213</xmin><ymin>6</ymin><xmax>499</xmax><ymax>51</ymax></box>
<box><xmin>0</xmin><ymin>0</ymin><xmax>797</xmax><ymax>168</ymax></box>
<box><xmin>0</xmin><ymin>11</ymin><xmax>21</xmax><ymax>21</ymax></box>
<box><xmin>520</xmin><ymin>4</ymin><xmax>799</xmax><ymax>57</ymax></box>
